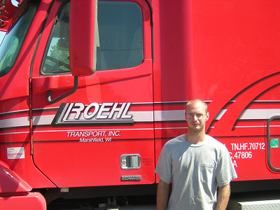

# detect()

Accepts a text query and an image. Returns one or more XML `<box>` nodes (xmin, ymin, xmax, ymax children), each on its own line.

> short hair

<box><xmin>186</xmin><ymin>99</ymin><xmax>208</xmax><ymax>113</ymax></box>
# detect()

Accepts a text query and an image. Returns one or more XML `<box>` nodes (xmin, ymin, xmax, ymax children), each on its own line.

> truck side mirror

<box><xmin>69</xmin><ymin>0</ymin><xmax>96</xmax><ymax>76</ymax></box>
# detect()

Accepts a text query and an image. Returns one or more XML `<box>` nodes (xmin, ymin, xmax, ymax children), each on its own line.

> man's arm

<box><xmin>215</xmin><ymin>184</ymin><xmax>231</xmax><ymax>210</ymax></box>
<box><xmin>157</xmin><ymin>179</ymin><xmax>170</xmax><ymax>210</ymax></box>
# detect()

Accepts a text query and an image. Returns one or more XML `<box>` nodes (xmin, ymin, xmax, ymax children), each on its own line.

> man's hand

<box><xmin>156</xmin><ymin>180</ymin><xmax>170</xmax><ymax>210</ymax></box>
<box><xmin>216</xmin><ymin>184</ymin><xmax>231</xmax><ymax>210</ymax></box>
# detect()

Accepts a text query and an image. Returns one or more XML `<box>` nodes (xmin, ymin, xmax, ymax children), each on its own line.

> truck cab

<box><xmin>0</xmin><ymin>0</ymin><xmax>280</xmax><ymax>209</ymax></box>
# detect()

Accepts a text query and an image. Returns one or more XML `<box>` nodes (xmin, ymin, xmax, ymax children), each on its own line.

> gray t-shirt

<box><xmin>156</xmin><ymin>134</ymin><xmax>237</xmax><ymax>210</ymax></box>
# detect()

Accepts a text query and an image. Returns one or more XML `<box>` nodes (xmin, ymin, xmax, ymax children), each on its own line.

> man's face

<box><xmin>185</xmin><ymin>102</ymin><xmax>209</xmax><ymax>132</ymax></box>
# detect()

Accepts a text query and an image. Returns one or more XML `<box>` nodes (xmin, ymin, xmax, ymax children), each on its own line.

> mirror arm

<box><xmin>47</xmin><ymin>76</ymin><xmax>78</xmax><ymax>104</ymax></box>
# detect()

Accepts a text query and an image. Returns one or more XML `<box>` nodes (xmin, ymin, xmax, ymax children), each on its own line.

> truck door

<box><xmin>31</xmin><ymin>0</ymin><xmax>154</xmax><ymax>187</ymax></box>
<box><xmin>267</xmin><ymin>116</ymin><xmax>280</xmax><ymax>172</ymax></box>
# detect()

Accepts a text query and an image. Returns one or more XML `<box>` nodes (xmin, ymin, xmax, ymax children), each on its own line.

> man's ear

<box><xmin>206</xmin><ymin>112</ymin><xmax>210</xmax><ymax>121</ymax></box>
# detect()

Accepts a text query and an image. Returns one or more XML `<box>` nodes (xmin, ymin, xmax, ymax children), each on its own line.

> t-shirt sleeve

<box><xmin>156</xmin><ymin>144</ymin><xmax>172</xmax><ymax>184</ymax></box>
<box><xmin>216</xmin><ymin>145</ymin><xmax>238</xmax><ymax>187</ymax></box>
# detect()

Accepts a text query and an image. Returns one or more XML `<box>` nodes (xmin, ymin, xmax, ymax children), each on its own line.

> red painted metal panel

<box><xmin>31</xmin><ymin>0</ymin><xmax>154</xmax><ymax>188</ymax></box>
<box><xmin>0</xmin><ymin>0</ymin><xmax>56</xmax><ymax>189</ymax></box>
<box><xmin>0</xmin><ymin>192</ymin><xmax>46</xmax><ymax>210</ymax></box>
<box><xmin>0</xmin><ymin>161</ymin><xmax>31</xmax><ymax>193</ymax></box>
<box><xmin>153</xmin><ymin>0</ymin><xmax>280</xmax><ymax>182</ymax></box>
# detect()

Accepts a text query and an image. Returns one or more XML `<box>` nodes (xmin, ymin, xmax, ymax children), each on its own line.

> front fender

<box><xmin>0</xmin><ymin>192</ymin><xmax>46</xmax><ymax>210</ymax></box>
<box><xmin>0</xmin><ymin>161</ymin><xmax>46</xmax><ymax>210</ymax></box>
<box><xmin>0</xmin><ymin>160</ymin><xmax>31</xmax><ymax>194</ymax></box>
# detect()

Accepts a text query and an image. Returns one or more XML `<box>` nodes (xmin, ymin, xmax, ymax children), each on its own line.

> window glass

<box><xmin>41</xmin><ymin>3</ymin><xmax>70</xmax><ymax>74</ymax></box>
<box><xmin>42</xmin><ymin>1</ymin><xmax>143</xmax><ymax>75</ymax></box>
<box><xmin>0</xmin><ymin>5</ymin><xmax>36</xmax><ymax>76</ymax></box>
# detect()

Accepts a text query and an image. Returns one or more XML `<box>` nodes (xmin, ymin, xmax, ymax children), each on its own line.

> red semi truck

<box><xmin>0</xmin><ymin>0</ymin><xmax>279</xmax><ymax>209</ymax></box>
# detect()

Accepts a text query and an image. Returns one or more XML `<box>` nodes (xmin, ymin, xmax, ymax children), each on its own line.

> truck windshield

<box><xmin>0</xmin><ymin>5</ymin><xmax>36</xmax><ymax>76</ymax></box>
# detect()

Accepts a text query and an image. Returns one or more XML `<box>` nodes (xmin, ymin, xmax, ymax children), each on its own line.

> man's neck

<box><xmin>186</xmin><ymin>131</ymin><xmax>206</xmax><ymax>144</ymax></box>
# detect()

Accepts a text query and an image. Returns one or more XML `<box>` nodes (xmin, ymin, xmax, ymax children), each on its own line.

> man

<box><xmin>156</xmin><ymin>99</ymin><xmax>237</xmax><ymax>210</ymax></box>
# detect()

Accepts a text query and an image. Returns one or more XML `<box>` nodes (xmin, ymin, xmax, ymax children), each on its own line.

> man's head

<box><xmin>185</xmin><ymin>99</ymin><xmax>209</xmax><ymax>133</ymax></box>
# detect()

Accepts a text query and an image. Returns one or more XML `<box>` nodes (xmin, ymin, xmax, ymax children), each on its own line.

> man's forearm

<box><xmin>157</xmin><ymin>180</ymin><xmax>170</xmax><ymax>210</ymax></box>
<box><xmin>216</xmin><ymin>184</ymin><xmax>231</xmax><ymax>210</ymax></box>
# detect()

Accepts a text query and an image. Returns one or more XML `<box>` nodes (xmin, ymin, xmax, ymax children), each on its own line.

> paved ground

<box><xmin>48</xmin><ymin>196</ymin><xmax>156</xmax><ymax>210</ymax></box>
<box><xmin>49</xmin><ymin>204</ymin><xmax>156</xmax><ymax>210</ymax></box>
